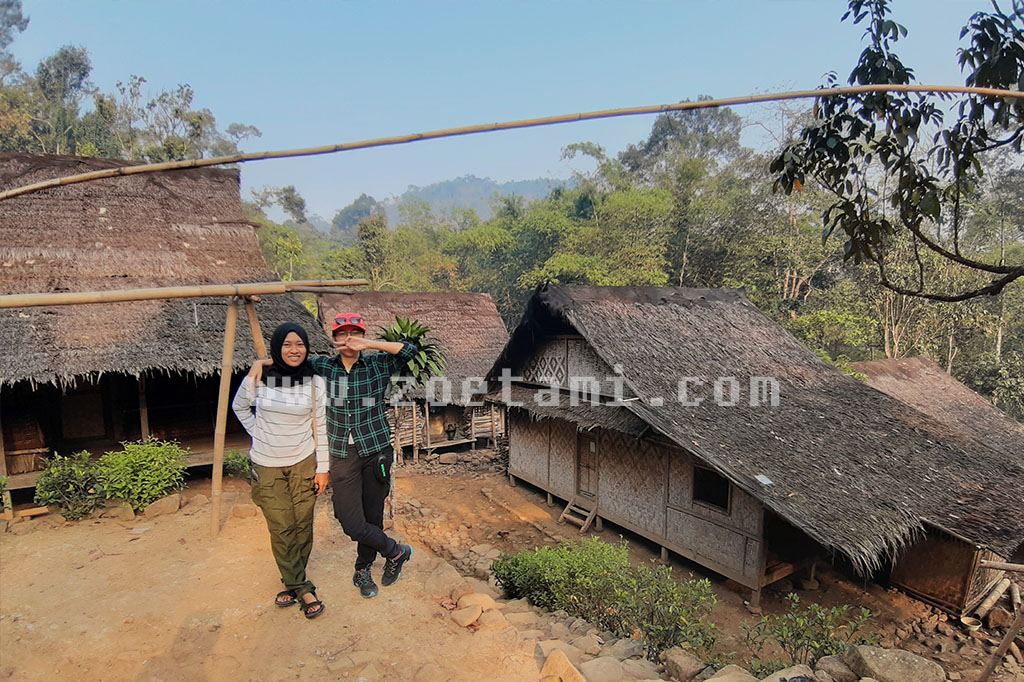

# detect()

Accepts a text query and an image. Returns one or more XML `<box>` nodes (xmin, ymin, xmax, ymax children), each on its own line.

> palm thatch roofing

<box><xmin>489</xmin><ymin>385</ymin><xmax>649</xmax><ymax>437</ymax></box>
<box><xmin>0</xmin><ymin>153</ymin><xmax>330</xmax><ymax>388</ymax></box>
<box><xmin>317</xmin><ymin>291</ymin><xmax>509</xmax><ymax>406</ymax></box>
<box><xmin>488</xmin><ymin>285</ymin><xmax>1024</xmax><ymax>573</ymax></box>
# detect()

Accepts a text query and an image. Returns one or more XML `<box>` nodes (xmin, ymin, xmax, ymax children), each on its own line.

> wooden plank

<box><xmin>411</xmin><ymin>402</ymin><xmax>418</xmax><ymax>463</ymax></box>
<box><xmin>0</xmin><ymin>391</ymin><xmax>10</xmax><ymax>515</ymax></box>
<box><xmin>981</xmin><ymin>560</ymin><xmax>1024</xmax><ymax>573</ymax></box>
<box><xmin>423</xmin><ymin>400</ymin><xmax>430</xmax><ymax>463</ymax></box>
<box><xmin>210</xmin><ymin>298</ymin><xmax>239</xmax><ymax>537</ymax></box>
<box><xmin>138</xmin><ymin>375</ymin><xmax>150</xmax><ymax>439</ymax></box>
<box><xmin>489</xmin><ymin>403</ymin><xmax>497</xmax><ymax>447</ymax></box>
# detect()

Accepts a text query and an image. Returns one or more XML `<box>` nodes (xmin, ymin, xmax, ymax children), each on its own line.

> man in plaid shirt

<box><xmin>251</xmin><ymin>312</ymin><xmax>417</xmax><ymax>599</ymax></box>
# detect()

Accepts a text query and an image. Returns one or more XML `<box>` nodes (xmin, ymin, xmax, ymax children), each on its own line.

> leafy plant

<box><xmin>33</xmin><ymin>451</ymin><xmax>104</xmax><ymax>520</ymax></box>
<box><xmin>378</xmin><ymin>316</ymin><xmax>446</xmax><ymax>388</ymax></box>
<box><xmin>223</xmin><ymin>449</ymin><xmax>254</xmax><ymax>481</ymax></box>
<box><xmin>492</xmin><ymin>538</ymin><xmax>717</xmax><ymax>660</ymax></box>
<box><xmin>96</xmin><ymin>438</ymin><xmax>189</xmax><ymax>511</ymax></box>
<box><xmin>0</xmin><ymin>475</ymin><xmax>8</xmax><ymax>511</ymax></box>
<box><xmin>742</xmin><ymin>593</ymin><xmax>876</xmax><ymax>673</ymax></box>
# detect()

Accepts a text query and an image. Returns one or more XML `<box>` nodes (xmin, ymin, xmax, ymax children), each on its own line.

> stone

<box><xmin>465</xmin><ymin>577</ymin><xmax>501</xmax><ymax>599</ymax></box>
<box><xmin>551</xmin><ymin>622</ymin><xmax>571</xmax><ymax>639</ymax></box>
<box><xmin>621</xmin><ymin>658</ymin><xmax>662</xmax><ymax>680</ymax></box>
<box><xmin>813</xmin><ymin>671</ymin><xmax>834</xmax><ymax>682</ymax></box>
<box><xmin>476</xmin><ymin>609</ymin><xmax>507</xmax><ymax>629</ymax></box>
<box><xmin>986</xmin><ymin>607</ymin><xmax>1012</xmax><ymax>629</ymax></box>
<box><xmin>519</xmin><ymin>629</ymin><xmax>546</xmax><ymax>641</ymax></box>
<box><xmin>505</xmin><ymin>612</ymin><xmax>541</xmax><ymax>628</ymax></box>
<box><xmin>8</xmin><ymin>518</ymin><xmax>40</xmax><ymax>535</ymax></box>
<box><xmin>359</xmin><ymin>662</ymin><xmax>381</xmax><ymax>680</ymax></box>
<box><xmin>450</xmin><ymin>604</ymin><xmax>482</xmax><ymax>627</ymax></box>
<box><xmin>425</xmin><ymin>563</ymin><xmax>464</xmax><ymax>598</ymax></box>
<box><xmin>536</xmin><ymin>640</ymin><xmax>584</xmax><ymax>666</ymax></box>
<box><xmin>704</xmin><ymin>664</ymin><xmax>756</xmax><ymax>682</ymax></box>
<box><xmin>231</xmin><ymin>504</ymin><xmax>257</xmax><ymax>518</ymax></box>
<box><xmin>502</xmin><ymin>598</ymin><xmax>531</xmax><ymax>613</ymax></box>
<box><xmin>568</xmin><ymin>618</ymin><xmax>591</xmax><ymax>635</ymax></box>
<box><xmin>438</xmin><ymin>453</ymin><xmax>458</xmax><ymax>464</ymax></box>
<box><xmin>186</xmin><ymin>493</ymin><xmax>209</xmax><ymax>507</ymax></box>
<box><xmin>540</xmin><ymin>649</ymin><xmax>586</xmax><ymax>682</ymax></box>
<box><xmin>457</xmin><ymin>592</ymin><xmax>497</xmax><ymax>611</ymax></box>
<box><xmin>815</xmin><ymin>654</ymin><xmax>858</xmax><ymax>682</ymax></box>
<box><xmin>116</xmin><ymin>503</ymin><xmax>136</xmax><ymax>522</ymax></box>
<box><xmin>661</xmin><ymin>647</ymin><xmax>705</xmax><ymax>682</ymax></box>
<box><xmin>771</xmin><ymin>578</ymin><xmax>795</xmax><ymax>594</ymax></box>
<box><xmin>578</xmin><ymin>657</ymin><xmax>624</xmax><ymax>682</ymax></box>
<box><xmin>143</xmin><ymin>493</ymin><xmax>180</xmax><ymax>517</ymax></box>
<box><xmin>798</xmin><ymin>577</ymin><xmax>821</xmax><ymax>591</ymax></box>
<box><xmin>450</xmin><ymin>581</ymin><xmax>474</xmax><ymax>602</ymax></box>
<box><xmin>841</xmin><ymin>646</ymin><xmax>945</xmax><ymax>682</ymax></box>
<box><xmin>413</xmin><ymin>663</ymin><xmax>448</xmax><ymax>682</ymax></box>
<box><xmin>571</xmin><ymin>634</ymin><xmax>604</xmax><ymax>656</ymax></box>
<box><xmin>602</xmin><ymin>638</ymin><xmax>645</xmax><ymax>660</ymax></box>
<box><xmin>758</xmin><ymin>664</ymin><xmax>814</xmax><ymax>682</ymax></box>
<box><xmin>126</xmin><ymin>524</ymin><xmax>152</xmax><ymax>534</ymax></box>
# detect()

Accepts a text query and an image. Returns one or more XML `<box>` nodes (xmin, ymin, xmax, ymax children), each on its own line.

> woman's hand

<box><xmin>248</xmin><ymin>358</ymin><xmax>272</xmax><ymax>385</ymax></box>
<box><xmin>314</xmin><ymin>473</ymin><xmax>329</xmax><ymax>496</ymax></box>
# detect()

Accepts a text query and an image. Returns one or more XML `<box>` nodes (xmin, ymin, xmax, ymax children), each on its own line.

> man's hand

<box><xmin>314</xmin><ymin>473</ymin><xmax>329</xmax><ymax>496</ymax></box>
<box><xmin>336</xmin><ymin>335</ymin><xmax>373</xmax><ymax>353</ymax></box>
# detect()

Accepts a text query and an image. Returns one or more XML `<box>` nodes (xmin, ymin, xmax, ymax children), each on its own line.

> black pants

<box><xmin>328</xmin><ymin>444</ymin><xmax>397</xmax><ymax>570</ymax></box>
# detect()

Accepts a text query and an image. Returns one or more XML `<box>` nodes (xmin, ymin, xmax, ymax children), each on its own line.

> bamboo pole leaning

<box><xmin>1</xmin><ymin>85</ymin><xmax>1022</xmax><ymax>204</ymax></box>
<box><xmin>211</xmin><ymin>299</ymin><xmax>239</xmax><ymax>537</ymax></box>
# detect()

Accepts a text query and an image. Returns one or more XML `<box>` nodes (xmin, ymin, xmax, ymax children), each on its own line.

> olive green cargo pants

<box><xmin>250</xmin><ymin>454</ymin><xmax>317</xmax><ymax>598</ymax></box>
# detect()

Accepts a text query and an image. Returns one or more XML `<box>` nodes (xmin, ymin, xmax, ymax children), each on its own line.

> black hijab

<box><xmin>262</xmin><ymin>323</ymin><xmax>316</xmax><ymax>387</ymax></box>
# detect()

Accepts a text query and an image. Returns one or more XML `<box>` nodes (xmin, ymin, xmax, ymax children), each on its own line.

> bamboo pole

<box><xmin>981</xmin><ymin>560</ymin><xmax>1024</xmax><ymax>573</ymax></box>
<box><xmin>1011</xmin><ymin>582</ymin><xmax>1021</xmax><ymax>616</ymax></box>
<box><xmin>0</xmin><ymin>393</ymin><xmax>11</xmax><ymax>519</ymax></box>
<box><xmin>980</xmin><ymin>608</ymin><xmax>1024</xmax><ymax>682</ymax></box>
<box><xmin>210</xmin><ymin>298</ymin><xmax>239</xmax><ymax>537</ymax></box>
<box><xmin>243</xmin><ymin>300</ymin><xmax>268</xmax><ymax>359</ymax></box>
<box><xmin>1</xmin><ymin>85</ymin><xmax>1022</xmax><ymax>204</ymax></box>
<box><xmin>0</xmin><ymin>279</ymin><xmax>367</xmax><ymax>309</ymax></box>
<box><xmin>976</xmin><ymin>578</ymin><xmax>1013</xmax><ymax>619</ymax></box>
<box><xmin>138</xmin><ymin>376</ymin><xmax>150</xmax><ymax>439</ymax></box>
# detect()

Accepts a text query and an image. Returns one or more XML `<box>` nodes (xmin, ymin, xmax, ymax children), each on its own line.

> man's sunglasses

<box><xmin>334</xmin><ymin>315</ymin><xmax>362</xmax><ymax>325</ymax></box>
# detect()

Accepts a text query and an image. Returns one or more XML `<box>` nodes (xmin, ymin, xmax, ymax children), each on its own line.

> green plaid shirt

<box><xmin>309</xmin><ymin>343</ymin><xmax>417</xmax><ymax>458</ymax></box>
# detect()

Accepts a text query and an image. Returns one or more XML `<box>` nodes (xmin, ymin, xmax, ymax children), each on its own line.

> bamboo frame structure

<box><xmin>1</xmin><ymin>85</ymin><xmax>1021</xmax><ymax>204</ymax></box>
<box><xmin>2</xmin><ymin>278</ymin><xmax>368</xmax><ymax>535</ymax></box>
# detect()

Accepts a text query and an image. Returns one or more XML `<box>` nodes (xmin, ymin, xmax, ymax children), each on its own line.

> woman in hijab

<box><xmin>232</xmin><ymin>323</ymin><xmax>329</xmax><ymax>619</ymax></box>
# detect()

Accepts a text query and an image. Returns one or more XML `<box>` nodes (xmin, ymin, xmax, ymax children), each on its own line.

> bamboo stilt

<box><xmin>138</xmin><ymin>376</ymin><xmax>150</xmax><ymax>439</ymax></box>
<box><xmin>976</xmin><ymin>578</ymin><xmax>1013</xmax><ymax>619</ymax></box>
<box><xmin>2</xmin><ymin>85</ymin><xmax>1022</xmax><ymax>204</ymax></box>
<box><xmin>211</xmin><ymin>299</ymin><xmax>239</xmax><ymax>537</ymax></box>
<box><xmin>243</xmin><ymin>300</ymin><xmax>268</xmax><ymax>359</ymax></box>
<box><xmin>980</xmin><ymin>609</ymin><xmax>1024</xmax><ymax>682</ymax></box>
<box><xmin>0</xmin><ymin>393</ymin><xmax>11</xmax><ymax>517</ymax></box>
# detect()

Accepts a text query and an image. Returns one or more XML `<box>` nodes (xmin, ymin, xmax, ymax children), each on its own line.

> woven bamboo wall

<box><xmin>966</xmin><ymin>548</ymin><xmax>1006</xmax><ymax>613</ymax></box>
<box><xmin>521</xmin><ymin>339</ymin><xmax>568</xmax><ymax>385</ymax></box>
<box><xmin>566</xmin><ymin>338</ymin><xmax>614</xmax><ymax>389</ymax></box>
<box><xmin>891</xmin><ymin>531</ymin><xmax>975</xmax><ymax>613</ymax></box>
<box><xmin>509</xmin><ymin>410</ymin><xmax>549</xmax><ymax>485</ymax></box>
<box><xmin>389</xmin><ymin>405</ymin><xmax>424</xmax><ymax>448</ymax></box>
<box><xmin>597</xmin><ymin>430</ymin><xmax>667</xmax><ymax>537</ymax></box>
<box><xmin>467</xmin><ymin>405</ymin><xmax>505</xmax><ymax>439</ymax></box>
<box><xmin>548</xmin><ymin>419</ymin><xmax>577</xmax><ymax>499</ymax></box>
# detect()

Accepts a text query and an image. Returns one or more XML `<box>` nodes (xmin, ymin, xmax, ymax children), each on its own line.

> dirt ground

<box><xmin>1</xmin><ymin>453</ymin><xmax>1019</xmax><ymax>682</ymax></box>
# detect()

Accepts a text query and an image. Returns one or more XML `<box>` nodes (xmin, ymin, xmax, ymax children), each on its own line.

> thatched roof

<box><xmin>317</xmin><ymin>291</ymin><xmax>509</xmax><ymax>406</ymax></box>
<box><xmin>0</xmin><ymin>153</ymin><xmax>330</xmax><ymax>388</ymax></box>
<box><xmin>489</xmin><ymin>386</ymin><xmax>649</xmax><ymax>437</ymax></box>
<box><xmin>488</xmin><ymin>285</ymin><xmax>1024</xmax><ymax>572</ymax></box>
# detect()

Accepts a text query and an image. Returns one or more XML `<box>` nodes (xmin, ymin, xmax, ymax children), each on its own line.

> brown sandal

<box><xmin>299</xmin><ymin>593</ymin><xmax>325</xmax><ymax>619</ymax></box>
<box><xmin>275</xmin><ymin>589</ymin><xmax>297</xmax><ymax>607</ymax></box>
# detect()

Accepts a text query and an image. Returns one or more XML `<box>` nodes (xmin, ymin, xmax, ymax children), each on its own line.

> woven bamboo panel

<box><xmin>566</xmin><ymin>338</ymin><xmax>614</xmax><ymax>390</ymax></box>
<box><xmin>667</xmin><ymin>447</ymin><xmax>694</xmax><ymax>508</ymax></box>
<box><xmin>548</xmin><ymin>418</ymin><xmax>576</xmax><ymax>498</ymax></box>
<box><xmin>891</xmin><ymin>532</ymin><xmax>974</xmax><ymax>612</ymax></box>
<box><xmin>467</xmin><ymin>406</ymin><xmax>505</xmax><ymax>438</ymax></box>
<box><xmin>521</xmin><ymin>339</ymin><xmax>568</xmax><ymax>386</ymax></box>
<box><xmin>966</xmin><ymin>548</ymin><xmax>1006</xmax><ymax>611</ymax></box>
<box><xmin>509</xmin><ymin>411</ymin><xmax>549</xmax><ymax>485</ymax></box>
<box><xmin>668</xmin><ymin>507</ymin><xmax>752</xmax><ymax>583</ymax></box>
<box><xmin>730</xmin><ymin>488</ymin><xmax>763</xmax><ymax>536</ymax></box>
<box><xmin>597</xmin><ymin>430</ymin><xmax>666</xmax><ymax>536</ymax></box>
<box><xmin>389</xmin><ymin>405</ymin><xmax>424</xmax><ymax>448</ymax></box>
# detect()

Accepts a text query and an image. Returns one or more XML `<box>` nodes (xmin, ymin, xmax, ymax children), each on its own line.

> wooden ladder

<box><xmin>558</xmin><ymin>495</ymin><xmax>598</xmax><ymax>533</ymax></box>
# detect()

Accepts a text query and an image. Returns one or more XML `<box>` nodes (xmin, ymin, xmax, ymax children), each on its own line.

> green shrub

<box><xmin>33</xmin><ymin>451</ymin><xmax>104</xmax><ymax>520</ymax></box>
<box><xmin>742</xmin><ymin>593</ymin><xmax>876</xmax><ymax>674</ymax></box>
<box><xmin>0</xmin><ymin>474</ymin><xmax>8</xmax><ymax>510</ymax></box>
<box><xmin>97</xmin><ymin>438</ymin><xmax>189</xmax><ymax>510</ymax></box>
<box><xmin>492</xmin><ymin>538</ymin><xmax>717</xmax><ymax>660</ymax></box>
<box><xmin>224</xmin><ymin>449</ymin><xmax>254</xmax><ymax>481</ymax></box>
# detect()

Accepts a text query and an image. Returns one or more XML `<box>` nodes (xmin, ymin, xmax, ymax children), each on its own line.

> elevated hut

<box><xmin>852</xmin><ymin>356</ymin><xmax>1024</xmax><ymax>613</ymax></box>
<box><xmin>0</xmin><ymin>153</ymin><xmax>330</xmax><ymax>490</ymax></box>
<box><xmin>486</xmin><ymin>285</ymin><xmax>1024</xmax><ymax>611</ymax></box>
<box><xmin>316</xmin><ymin>291</ymin><xmax>509</xmax><ymax>460</ymax></box>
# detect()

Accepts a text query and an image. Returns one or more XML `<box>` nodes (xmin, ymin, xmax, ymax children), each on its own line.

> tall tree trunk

<box><xmin>947</xmin><ymin>328</ymin><xmax>956</xmax><ymax>374</ymax></box>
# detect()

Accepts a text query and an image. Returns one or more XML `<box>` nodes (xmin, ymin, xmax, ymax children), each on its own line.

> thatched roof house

<box><xmin>0</xmin><ymin>153</ymin><xmax>328</xmax><ymax>483</ymax></box>
<box><xmin>487</xmin><ymin>285</ymin><xmax>1024</xmax><ymax>610</ymax></box>
<box><xmin>0</xmin><ymin>153</ymin><xmax>328</xmax><ymax>387</ymax></box>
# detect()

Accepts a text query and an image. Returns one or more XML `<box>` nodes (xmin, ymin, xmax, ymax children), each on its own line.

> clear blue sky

<box><xmin>12</xmin><ymin>0</ymin><xmax>989</xmax><ymax>221</ymax></box>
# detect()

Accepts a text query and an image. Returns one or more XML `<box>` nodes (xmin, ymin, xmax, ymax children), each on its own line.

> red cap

<box><xmin>331</xmin><ymin>313</ymin><xmax>366</xmax><ymax>334</ymax></box>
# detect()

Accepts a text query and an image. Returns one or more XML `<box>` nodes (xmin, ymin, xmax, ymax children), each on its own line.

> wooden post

<box><xmin>422</xmin><ymin>400</ymin><xmax>430</xmax><ymax>463</ymax></box>
<box><xmin>210</xmin><ymin>298</ymin><xmax>239</xmax><ymax>537</ymax></box>
<box><xmin>546</xmin><ymin>492</ymin><xmax>553</xmax><ymax>506</ymax></box>
<box><xmin>660</xmin><ymin>546</ymin><xmax>669</xmax><ymax>564</ymax></box>
<box><xmin>0</xmin><ymin>393</ymin><xmax>12</xmax><ymax>519</ymax></box>
<box><xmin>594</xmin><ymin>516</ymin><xmax>603</xmax><ymax>532</ymax></box>
<box><xmin>411</xmin><ymin>403</ymin><xmax>419</xmax><ymax>463</ymax></box>
<box><xmin>489</xmin><ymin>403</ymin><xmax>497</xmax><ymax>447</ymax></box>
<box><xmin>243</xmin><ymin>299</ymin><xmax>268</xmax><ymax>359</ymax></box>
<box><xmin>138</xmin><ymin>376</ymin><xmax>150</xmax><ymax>439</ymax></box>
<box><xmin>392</xmin><ymin>406</ymin><xmax>401</xmax><ymax>467</ymax></box>
<box><xmin>980</xmin><ymin>608</ymin><xmax>1024</xmax><ymax>682</ymax></box>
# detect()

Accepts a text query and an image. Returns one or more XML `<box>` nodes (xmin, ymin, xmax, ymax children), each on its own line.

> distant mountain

<box><xmin>381</xmin><ymin>175</ymin><xmax>571</xmax><ymax>223</ymax></box>
<box><xmin>307</xmin><ymin>213</ymin><xmax>333</xmax><ymax>233</ymax></box>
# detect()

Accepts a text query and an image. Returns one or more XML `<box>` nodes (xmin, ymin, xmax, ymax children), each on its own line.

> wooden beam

<box><xmin>411</xmin><ymin>403</ymin><xmax>419</xmax><ymax>464</ymax></box>
<box><xmin>981</xmin><ymin>560</ymin><xmax>1024</xmax><ymax>573</ymax></box>
<box><xmin>423</xmin><ymin>400</ymin><xmax>430</xmax><ymax>462</ymax></box>
<box><xmin>489</xmin><ymin>403</ymin><xmax>497</xmax><ymax>447</ymax></box>
<box><xmin>0</xmin><ymin>280</ymin><xmax>368</xmax><ymax>309</ymax></box>
<box><xmin>138</xmin><ymin>375</ymin><xmax>150</xmax><ymax>439</ymax></box>
<box><xmin>980</xmin><ymin>609</ymin><xmax>1024</xmax><ymax>682</ymax></box>
<box><xmin>210</xmin><ymin>299</ymin><xmax>239</xmax><ymax>537</ymax></box>
<box><xmin>0</xmin><ymin>391</ymin><xmax>11</xmax><ymax>517</ymax></box>
<box><xmin>243</xmin><ymin>300</ymin><xmax>268</xmax><ymax>359</ymax></box>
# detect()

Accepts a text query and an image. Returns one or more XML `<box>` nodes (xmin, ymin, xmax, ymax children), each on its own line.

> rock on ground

<box><xmin>704</xmin><ymin>664</ymin><xmax>756</xmax><ymax>681</ymax></box>
<box><xmin>143</xmin><ymin>494</ymin><xmax>180</xmax><ymax>517</ymax></box>
<box><xmin>841</xmin><ymin>646</ymin><xmax>945</xmax><ymax>682</ymax></box>
<box><xmin>758</xmin><ymin>664</ymin><xmax>814</xmax><ymax>682</ymax></box>
<box><xmin>476</xmin><ymin>609</ymin><xmax>507</xmax><ymax>629</ymax></box>
<box><xmin>450</xmin><ymin>604</ymin><xmax>482</xmax><ymax>627</ymax></box>
<box><xmin>540</xmin><ymin>649</ymin><xmax>586</xmax><ymax>682</ymax></box>
<box><xmin>457</xmin><ymin>592</ymin><xmax>496</xmax><ymax>611</ymax></box>
<box><xmin>577</xmin><ymin>656</ymin><xmax>623</xmax><ymax>682</ymax></box>
<box><xmin>661</xmin><ymin>647</ymin><xmax>705</xmax><ymax>682</ymax></box>
<box><xmin>815</xmin><ymin>654</ymin><xmax>858</xmax><ymax>682</ymax></box>
<box><xmin>621</xmin><ymin>658</ymin><xmax>661</xmax><ymax>680</ymax></box>
<box><xmin>536</xmin><ymin>640</ymin><xmax>583</xmax><ymax>666</ymax></box>
<box><xmin>602</xmin><ymin>638</ymin><xmax>644</xmax><ymax>660</ymax></box>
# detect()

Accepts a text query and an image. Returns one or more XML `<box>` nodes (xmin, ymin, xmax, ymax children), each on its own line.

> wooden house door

<box><xmin>576</xmin><ymin>431</ymin><xmax>598</xmax><ymax>498</ymax></box>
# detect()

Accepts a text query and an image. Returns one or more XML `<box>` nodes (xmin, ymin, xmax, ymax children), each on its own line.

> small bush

<box><xmin>0</xmin><ymin>475</ymin><xmax>8</xmax><ymax>510</ymax></box>
<box><xmin>224</xmin><ymin>449</ymin><xmax>254</xmax><ymax>481</ymax></box>
<box><xmin>97</xmin><ymin>438</ymin><xmax>189</xmax><ymax>511</ymax></box>
<box><xmin>492</xmin><ymin>538</ymin><xmax>717</xmax><ymax>660</ymax></box>
<box><xmin>33</xmin><ymin>451</ymin><xmax>104</xmax><ymax>520</ymax></box>
<box><xmin>742</xmin><ymin>593</ymin><xmax>876</xmax><ymax>674</ymax></box>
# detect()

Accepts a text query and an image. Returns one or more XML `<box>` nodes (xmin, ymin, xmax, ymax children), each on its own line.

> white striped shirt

<box><xmin>231</xmin><ymin>376</ymin><xmax>329</xmax><ymax>473</ymax></box>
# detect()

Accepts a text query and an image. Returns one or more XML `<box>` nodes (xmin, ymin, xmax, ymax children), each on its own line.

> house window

<box><xmin>693</xmin><ymin>466</ymin><xmax>730</xmax><ymax>514</ymax></box>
